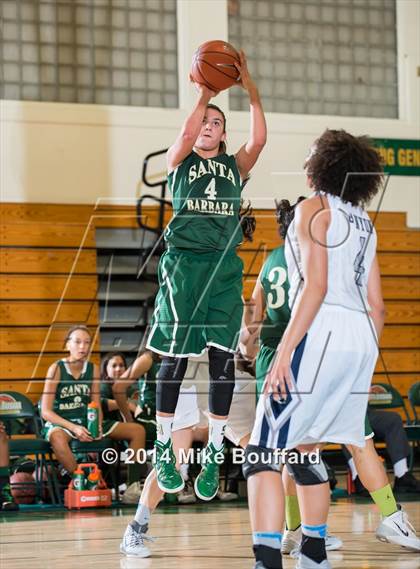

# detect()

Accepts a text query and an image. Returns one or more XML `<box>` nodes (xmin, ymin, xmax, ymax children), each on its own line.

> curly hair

<box><xmin>304</xmin><ymin>129</ymin><xmax>383</xmax><ymax>207</ymax></box>
<box><xmin>239</xmin><ymin>199</ymin><xmax>256</xmax><ymax>242</ymax></box>
<box><xmin>275</xmin><ymin>196</ymin><xmax>306</xmax><ymax>239</ymax></box>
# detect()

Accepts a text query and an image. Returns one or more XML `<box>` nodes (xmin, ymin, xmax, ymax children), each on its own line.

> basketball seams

<box><xmin>197</xmin><ymin>58</ymin><xmax>239</xmax><ymax>81</ymax></box>
<box><xmin>195</xmin><ymin>51</ymin><xmax>239</xmax><ymax>60</ymax></box>
<box><xmin>191</xmin><ymin>40</ymin><xmax>240</xmax><ymax>90</ymax></box>
<box><xmin>193</xmin><ymin>62</ymin><xmax>219</xmax><ymax>92</ymax></box>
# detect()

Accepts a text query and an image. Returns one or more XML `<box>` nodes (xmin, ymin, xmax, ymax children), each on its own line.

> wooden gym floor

<box><xmin>1</xmin><ymin>499</ymin><xmax>419</xmax><ymax>569</ymax></box>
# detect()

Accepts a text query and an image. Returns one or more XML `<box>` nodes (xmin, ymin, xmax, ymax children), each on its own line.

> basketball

<box><xmin>32</xmin><ymin>464</ymin><xmax>54</xmax><ymax>501</ymax></box>
<box><xmin>10</xmin><ymin>472</ymin><xmax>36</xmax><ymax>504</ymax></box>
<box><xmin>191</xmin><ymin>40</ymin><xmax>240</xmax><ymax>92</ymax></box>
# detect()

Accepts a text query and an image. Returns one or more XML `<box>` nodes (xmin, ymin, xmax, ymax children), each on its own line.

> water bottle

<box><xmin>86</xmin><ymin>471</ymin><xmax>100</xmax><ymax>491</ymax></box>
<box><xmin>72</xmin><ymin>467</ymin><xmax>86</xmax><ymax>491</ymax></box>
<box><xmin>87</xmin><ymin>401</ymin><xmax>99</xmax><ymax>438</ymax></box>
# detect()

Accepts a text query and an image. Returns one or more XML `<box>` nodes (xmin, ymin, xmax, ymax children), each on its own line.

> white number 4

<box><xmin>204</xmin><ymin>178</ymin><xmax>217</xmax><ymax>200</ymax></box>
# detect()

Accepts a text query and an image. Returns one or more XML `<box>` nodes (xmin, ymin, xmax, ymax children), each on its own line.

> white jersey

<box><xmin>285</xmin><ymin>191</ymin><xmax>377</xmax><ymax>313</ymax></box>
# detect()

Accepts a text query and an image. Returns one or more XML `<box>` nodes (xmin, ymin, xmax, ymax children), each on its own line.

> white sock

<box><xmin>394</xmin><ymin>458</ymin><xmax>408</xmax><ymax>479</ymax></box>
<box><xmin>134</xmin><ymin>503</ymin><xmax>150</xmax><ymax>528</ymax></box>
<box><xmin>156</xmin><ymin>415</ymin><xmax>173</xmax><ymax>444</ymax></box>
<box><xmin>180</xmin><ymin>463</ymin><xmax>189</xmax><ymax>482</ymax></box>
<box><xmin>348</xmin><ymin>457</ymin><xmax>358</xmax><ymax>481</ymax></box>
<box><xmin>208</xmin><ymin>416</ymin><xmax>226</xmax><ymax>450</ymax></box>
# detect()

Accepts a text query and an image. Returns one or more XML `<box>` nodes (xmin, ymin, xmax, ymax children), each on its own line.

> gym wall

<box><xmin>1</xmin><ymin>0</ymin><xmax>419</xmax><ymax>226</ymax></box>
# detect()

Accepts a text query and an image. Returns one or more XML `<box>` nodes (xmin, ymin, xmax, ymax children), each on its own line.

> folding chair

<box><xmin>0</xmin><ymin>391</ymin><xmax>60</xmax><ymax>504</ymax></box>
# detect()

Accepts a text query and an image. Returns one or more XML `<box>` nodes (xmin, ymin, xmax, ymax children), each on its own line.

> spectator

<box><xmin>0</xmin><ymin>420</ymin><xmax>18</xmax><ymax>510</ymax></box>
<box><xmin>100</xmin><ymin>351</ymin><xmax>150</xmax><ymax>501</ymax></box>
<box><xmin>345</xmin><ymin>406</ymin><xmax>420</xmax><ymax>494</ymax></box>
<box><xmin>41</xmin><ymin>326</ymin><xmax>146</xmax><ymax>488</ymax></box>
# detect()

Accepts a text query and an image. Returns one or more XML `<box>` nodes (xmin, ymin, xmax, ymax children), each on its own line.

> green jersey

<box><xmin>100</xmin><ymin>380</ymin><xmax>135</xmax><ymax>421</ymax></box>
<box><xmin>164</xmin><ymin>151</ymin><xmax>243</xmax><ymax>252</ymax></box>
<box><xmin>53</xmin><ymin>360</ymin><xmax>93</xmax><ymax>426</ymax></box>
<box><xmin>137</xmin><ymin>362</ymin><xmax>159</xmax><ymax>413</ymax></box>
<box><xmin>259</xmin><ymin>246</ymin><xmax>291</xmax><ymax>349</ymax></box>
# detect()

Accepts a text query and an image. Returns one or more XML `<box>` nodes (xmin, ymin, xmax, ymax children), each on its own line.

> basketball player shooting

<box><xmin>145</xmin><ymin>48</ymin><xmax>266</xmax><ymax>508</ymax></box>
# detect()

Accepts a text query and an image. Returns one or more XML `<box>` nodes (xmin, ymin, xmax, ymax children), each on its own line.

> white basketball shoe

<box><xmin>120</xmin><ymin>523</ymin><xmax>154</xmax><ymax>557</ymax></box>
<box><xmin>376</xmin><ymin>506</ymin><xmax>420</xmax><ymax>551</ymax></box>
<box><xmin>282</xmin><ymin>526</ymin><xmax>343</xmax><ymax>555</ymax></box>
<box><xmin>294</xmin><ymin>553</ymin><xmax>332</xmax><ymax>569</ymax></box>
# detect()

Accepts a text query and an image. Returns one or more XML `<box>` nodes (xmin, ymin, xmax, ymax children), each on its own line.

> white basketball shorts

<box><xmin>249</xmin><ymin>304</ymin><xmax>378</xmax><ymax>450</ymax></box>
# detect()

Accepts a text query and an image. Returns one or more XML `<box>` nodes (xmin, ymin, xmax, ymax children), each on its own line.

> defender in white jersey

<box><xmin>250</xmin><ymin>191</ymin><xmax>378</xmax><ymax>450</ymax></box>
<box><xmin>244</xmin><ymin>129</ymin><xmax>385</xmax><ymax>569</ymax></box>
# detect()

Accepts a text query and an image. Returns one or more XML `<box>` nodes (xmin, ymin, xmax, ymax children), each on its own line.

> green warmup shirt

<box><xmin>256</xmin><ymin>246</ymin><xmax>291</xmax><ymax>396</ymax></box>
<box><xmin>100</xmin><ymin>380</ymin><xmax>136</xmax><ymax>421</ymax></box>
<box><xmin>259</xmin><ymin>246</ymin><xmax>291</xmax><ymax>349</ymax></box>
<box><xmin>164</xmin><ymin>151</ymin><xmax>243</xmax><ymax>252</ymax></box>
<box><xmin>52</xmin><ymin>360</ymin><xmax>93</xmax><ymax>426</ymax></box>
<box><xmin>135</xmin><ymin>363</ymin><xmax>159</xmax><ymax>442</ymax></box>
<box><xmin>137</xmin><ymin>362</ymin><xmax>158</xmax><ymax>415</ymax></box>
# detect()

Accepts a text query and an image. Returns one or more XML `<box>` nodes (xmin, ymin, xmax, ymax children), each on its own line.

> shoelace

<box><xmin>289</xmin><ymin>546</ymin><xmax>300</xmax><ymax>559</ymax></box>
<box><xmin>400</xmin><ymin>511</ymin><xmax>416</xmax><ymax>536</ymax></box>
<box><xmin>127</xmin><ymin>530</ymin><xmax>156</xmax><ymax>548</ymax></box>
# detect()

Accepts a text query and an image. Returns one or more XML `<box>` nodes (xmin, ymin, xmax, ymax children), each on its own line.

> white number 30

<box><xmin>267</xmin><ymin>266</ymin><xmax>287</xmax><ymax>309</ymax></box>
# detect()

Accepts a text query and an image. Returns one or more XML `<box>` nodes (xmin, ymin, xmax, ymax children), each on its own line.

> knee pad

<box><xmin>242</xmin><ymin>444</ymin><xmax>282</xmax><ymax>480</ymax></box>
<box><xmin>285</xmin><ymin>450</ymin><xmax>329</xmax><ymax>486</ymax></box>
<box><xmin>208</xmin><ymin>347</ymin><xmax>235</xmax><ymax>416</ymax></box>
<box><xmin>156</xmin><ymin>357</ymin><xmax>188</xmax><ymax>414</ymax></box>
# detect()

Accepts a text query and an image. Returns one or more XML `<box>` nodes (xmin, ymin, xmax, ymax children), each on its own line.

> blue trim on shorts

<box><xmin>276</xmin><ymin>333</ymin><xmax>308</xmax><ymax>448</ymax></box>
<box><xmin>260</xmin><ymin>413</ymin><xmax>270</xmax><ymax>448</ymax></box>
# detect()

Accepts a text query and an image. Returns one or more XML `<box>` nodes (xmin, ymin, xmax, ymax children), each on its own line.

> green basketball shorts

<box><xmin>255</xmin><ymin>343</ymin><xmax>276</xmax><ymax>398</ymax></box>
<box><xmin>364</xmin><ymin>414</ymin><xmax>374</xmax><ymax>439</ymax></box>
<box><xmin>42</xmin><ymin>419</ymin><xmax>119</xmax><ymax>440</ymax></box>
<box><xmin>147</xmin><ymin>248</ymin><xmax>243</xmax><ymax>357</ymax></box>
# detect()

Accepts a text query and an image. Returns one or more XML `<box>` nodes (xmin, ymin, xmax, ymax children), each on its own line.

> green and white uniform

<box><xmin>146</xmin><ymin>151</ymin><xmax>244</xmax><ymax>357</ymax></box>
<box><xmin>255</xmin><ymin>246</ymin><xmax>374</xmax><ymax>438</ymax></box>
<box><xmin>255</xmin><ymin>246</ymin><xmax>291</xmax><ymax>397</ymax></box>
<box><xmin>134</xmin><ymin>363</ymin><xmax>159</xmax><ymax>443</ymax></box>
<box><xmin>42</xmin><ymin>360</ymin><xmax>118</xmax><ymax>440</ymax></box>
<box><xmin>101</xmin><ymin>381</ymin><xmax>124</xmax><ymax>423</ymax></box>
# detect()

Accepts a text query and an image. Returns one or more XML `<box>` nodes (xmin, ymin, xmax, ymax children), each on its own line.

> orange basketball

<box><xmin>33</xmin><ymin>464</ymin><xmax>54</xmax><ymax>501</ymax></box>
<box><xmin>191</xmin><ymin>40</ymin><xmax>240</xmax><ymax>92</ymax></box>
<box><xmin>10</xmin><ymin>471</ymin><xmax>36</xmax><ymax>504</ymax></box>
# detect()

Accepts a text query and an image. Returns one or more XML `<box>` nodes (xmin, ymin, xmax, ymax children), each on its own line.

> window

<box><xmin>1</xmin><ymin>0</ymin><xmax>178</xmax><ymax>108</ymax></box>
<box><xmin>229</xmin><ymin>0</ymin><xmax>398</xmax><ymax>118</ymax></box>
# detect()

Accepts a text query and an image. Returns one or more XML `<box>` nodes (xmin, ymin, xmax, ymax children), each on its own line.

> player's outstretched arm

<box><xmin>234</xmin><ymin>51</ymin><xmax>267</xmax><ymax>181</ymax></box>
<box><xmin>239</xmin><ymin>277</ymin><xmax>265</xmax><ymax>359</ymax></box>
<box><xmin>367</xmin><ymin>255</ymin><xmax>386</xmax><ymax>341</ymax></box>
<box><xmin>167</xmin><ymin>83</ymin><xmax>218</xmax><ymax>173</ymax></box>
<box><xmin>113</xmin><ymin>352</ymin><xmax>154</xmax><ymax>423</ymax></box>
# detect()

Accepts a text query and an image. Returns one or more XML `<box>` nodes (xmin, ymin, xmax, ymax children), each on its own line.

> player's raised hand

<box><xmin>263</xmin><ymin>349</ymin><xmax>293</xmax><ymax>400</ymax></box>
<box><xmin>189</xmin><ymin>74</ymin><xmax>219</xmax><ymax>99</ymax></box>
<box><xmin>234</xmin><ymin>50</ymin><xmax>257</xmax><ymax>93</ymax></box>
